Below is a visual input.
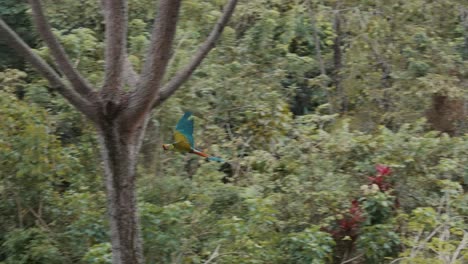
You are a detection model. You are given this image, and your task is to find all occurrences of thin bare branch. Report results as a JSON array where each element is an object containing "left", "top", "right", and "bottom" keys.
[
  {"left": 0, "top": 18, "right": 97, "bottom": 122},
  {"left": 124, "top": 0, "right": 182, "bottom": 122},
  {"left": 28, "top": 207, "right": 51, "bottom": 232},
  {"left": 155, "top": 0, "right": 239, "bottom": 106},
  {"left": 28, "top": 0, "right": 94, "bottom": 99},
  {"left": 450, "top": 230, "right": 467, "bottom": 264},
  {"left": 389, "top": 257, "right": 408, "bottom": 264},
  {"left": 102, "top": 0, "right": 128, "bottom": 98},
  {"left": 409, "top": 229, "right": 424, "bottom": 258},
  {"left": 307, "top": 0, "right": 325, "bottom": 76},
  {"left": 411, "top": 224, "right": 445, "bottom": 258},
  {"left": 203, "top": 245, "right": 221, "bottom": 264},
  {"left": 341, "top": 253, "right": 364, "bottom": 264}
]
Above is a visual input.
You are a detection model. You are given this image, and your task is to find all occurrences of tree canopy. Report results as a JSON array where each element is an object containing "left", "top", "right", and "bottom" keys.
[{"left": 0, "top": 0, "right": 467, "bottom": 263}]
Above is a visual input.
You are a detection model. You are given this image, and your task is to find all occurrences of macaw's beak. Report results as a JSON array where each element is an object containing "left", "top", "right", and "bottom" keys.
[{"left": 162, "top": 144, "right": 172, "bottom": 151}]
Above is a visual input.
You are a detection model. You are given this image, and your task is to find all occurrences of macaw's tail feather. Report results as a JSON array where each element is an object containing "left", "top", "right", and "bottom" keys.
[
  {"left": 192, "top": 149, "right": 208, "bottom": 157},
  {"left": 207, "top": 156, "right": 224, "bottom": 163}
]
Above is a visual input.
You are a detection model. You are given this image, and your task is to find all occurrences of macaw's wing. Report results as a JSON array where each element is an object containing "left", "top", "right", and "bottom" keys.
[{"left": 175, "top": 111, "right": 194, "bottom": 148}]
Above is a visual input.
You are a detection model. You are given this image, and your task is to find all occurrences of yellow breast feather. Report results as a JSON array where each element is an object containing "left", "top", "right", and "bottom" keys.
[{"left": 173, "top": 131, "right": 192, "bottom": 152}]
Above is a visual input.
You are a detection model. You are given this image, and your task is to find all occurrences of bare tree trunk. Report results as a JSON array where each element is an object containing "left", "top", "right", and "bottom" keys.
[
  {"left": 333, "top": 3, "right": 346, "bottom": 113},
  {"left": 307, "top": 0, "right": 333, "bottom": 114},
  {"left": 98, "top": 121, "right": 144, "bottom": 264},
  {"left": 461, "top": 8, "right": 468, "bottom": 60}
]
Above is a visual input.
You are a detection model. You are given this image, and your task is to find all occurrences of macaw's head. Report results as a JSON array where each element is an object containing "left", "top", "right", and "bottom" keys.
[{"left": 162, "top": 144, "right": 175, "bottom": 151}]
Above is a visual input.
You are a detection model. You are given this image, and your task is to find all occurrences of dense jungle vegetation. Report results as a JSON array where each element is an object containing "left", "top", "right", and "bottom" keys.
[{"left": 0, "top": 0, "right": 467, "bottom": 263}]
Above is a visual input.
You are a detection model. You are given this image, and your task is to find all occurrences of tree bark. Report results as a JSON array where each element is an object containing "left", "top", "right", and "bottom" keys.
[
  {"left": 333, "top": 2, "right": 346, "bottom": 113},
  {"left": 307, "top": 0, "right": 333, "bottom": 114},
  {"left": 156, "top": 0, "right": 239, "bottom": 106},
  {"left": 97, "top": 116, "right": 147, "bottom": 264},
  {"left": 102, "top": 0, "right": 128, "bottom": 98},
  {"left": 127, "top": 0, "right": 182, "bottom": 123}
]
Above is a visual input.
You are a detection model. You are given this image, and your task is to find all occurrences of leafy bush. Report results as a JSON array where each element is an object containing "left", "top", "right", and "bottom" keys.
[
  {"left": 280, "top": 226, "right": 335, "bottom": 264},
  {"left": 1, "top": 228, "right": 65, "bottom": 264}
]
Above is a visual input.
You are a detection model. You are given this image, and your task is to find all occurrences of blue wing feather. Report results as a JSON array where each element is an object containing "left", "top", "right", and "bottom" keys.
[{"left": 175, "top": 111, "right": 194, "bottom": 147}]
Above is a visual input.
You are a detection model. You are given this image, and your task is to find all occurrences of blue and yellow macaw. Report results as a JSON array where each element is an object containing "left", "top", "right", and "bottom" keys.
[{"left": 162, "top": 112, "right": 224, "bottom": 162}]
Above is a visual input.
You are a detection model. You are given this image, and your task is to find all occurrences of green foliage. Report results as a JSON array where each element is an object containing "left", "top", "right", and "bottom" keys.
[
  {"left": 140, "top": 201, "right": 195, "bottom": 263},
  {"left": 359, "top": 192, "right": 395, "bottom": 225},
  {"left": 0, "top": 73, "right": 103, "bottom": 262},
  {"left": 397, "top": 181, "right": 467, "bottom": 264},
  {"left": 0, "top": 0, "right": 35, "bottom": 69},
  {"left": 82, "top": 243, "right": 112, "bottom": 264},
  {"left": 357, "top": 224, "right": 400, "bottom": 263},
  {"left": 34, "top": 27, "right": 104, "bottom": 85},
  {"left": 280, "top": 227, "right": 335, "bottom": 264},
  {"left": 0, "top": 88, "right": 72, "bottom": 198},
  {"left": 2, "top": 228, "right": 65, "bottom": 264},
  {"left": 1, "top": 0, "right": 468, "bottom": 263}
]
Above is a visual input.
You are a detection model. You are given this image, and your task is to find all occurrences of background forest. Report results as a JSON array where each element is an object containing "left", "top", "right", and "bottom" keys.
[{"left": 0, "top": 0, "right": 467, "bottom": 263}]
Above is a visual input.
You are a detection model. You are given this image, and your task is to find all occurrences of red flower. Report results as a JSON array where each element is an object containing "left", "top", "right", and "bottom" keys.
[
  {"left": 368, "top": 165, "right": 392, "bottom": 191},
  {"left": 329, "top": 199, "right": 365, "bottom": 239},
  {"left": 323, "top": 199, "right": 367, "bottom": 241},
  {"left": 368, "top": 176, "right": 383, "bottom": 185},
  {"left": 376, "top": 164, "right": 391, "bottom": 176}
]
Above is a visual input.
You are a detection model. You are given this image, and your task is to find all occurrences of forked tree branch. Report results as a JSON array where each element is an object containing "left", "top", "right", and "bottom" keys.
[
  {"left": 0, "top": 18, "right": 97, "bottom": 121},
  {"left": 101, "top": 0, "right": 128, "bottom": 98},
  {"left": 155, "top": 0, "right": 239, "bottom": 106},
  {"left": 28, "top": 0, "right": 94, "bottom": 100},
  {"left": 125, "top": 0, "right": 182, "bottom": 122}
]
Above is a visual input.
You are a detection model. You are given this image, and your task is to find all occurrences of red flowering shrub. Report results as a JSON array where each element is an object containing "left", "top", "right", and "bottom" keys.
[
  {"left": 327, "top": 165, "right": 394, "bottom": 240},
  {"left": 331, "top": 199, "right": 365, "bottom": 240}
]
